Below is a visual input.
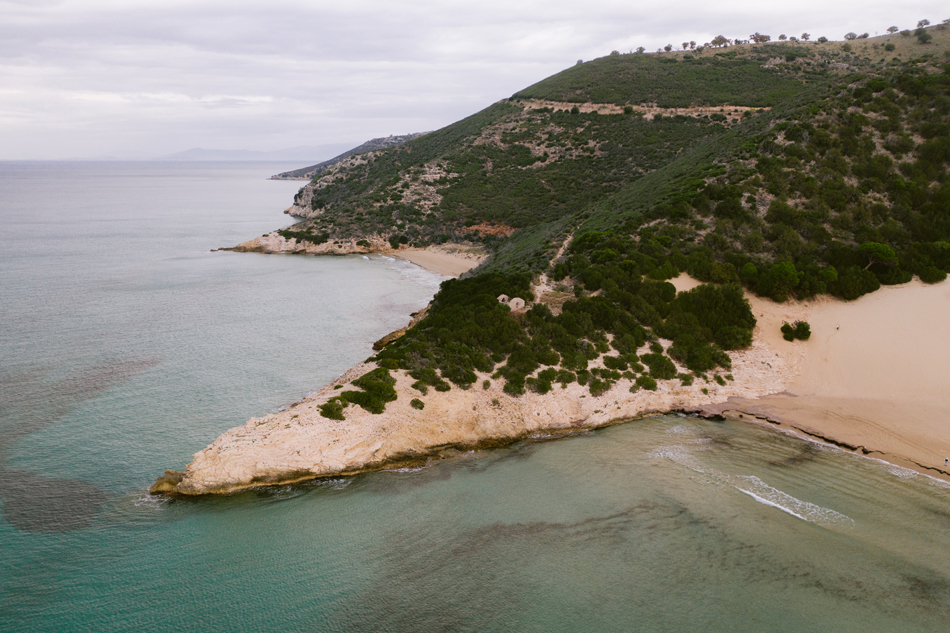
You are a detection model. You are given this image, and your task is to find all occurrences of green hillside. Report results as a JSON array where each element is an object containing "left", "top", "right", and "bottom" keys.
[
  {"left": 512, "top": 47, "right": 811, "bottom": 107},
  {"left": 262, "top": 27, "right": 950, "bottom": 420}
]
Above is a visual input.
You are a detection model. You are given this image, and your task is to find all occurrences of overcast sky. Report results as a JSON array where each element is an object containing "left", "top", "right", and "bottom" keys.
[{"left": 0, "top": 0, "right": 945, "bottom": 159}]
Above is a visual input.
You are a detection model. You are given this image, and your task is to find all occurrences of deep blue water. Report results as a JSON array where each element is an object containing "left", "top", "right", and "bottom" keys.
[{"left": 1, "top": 162, "right": 949, "bottom": 632}]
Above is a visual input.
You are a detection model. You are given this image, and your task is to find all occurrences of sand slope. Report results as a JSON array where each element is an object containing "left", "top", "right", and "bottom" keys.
[{"left": 708, "top": 278, "right": 950, "bottom": 478}]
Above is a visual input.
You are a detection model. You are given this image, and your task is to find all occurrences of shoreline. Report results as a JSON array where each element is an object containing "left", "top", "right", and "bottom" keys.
[
  {"left": 691, "top": 276, "right": 950, "bottom": 482},
  {"left": 220, "top": 231, "right": 486, "bottom": 278},
  {"left": 155, "top": 262, "right": 950, "bottom": 494}
]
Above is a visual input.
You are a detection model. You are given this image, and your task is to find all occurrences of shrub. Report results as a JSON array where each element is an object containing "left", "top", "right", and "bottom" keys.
[
  {"left": 320, "top": 398, "right": 346, "bottom": 420},
  {"left": 678, "top": 373, "right": 694, "bottom": 386},
  {"left": 781, "top": 322, "right": 796, "bottom": 341},
  {"left": 782, "top": 320, "right": 811, "bottom": 341},
  {"left": 714, "top": 374, "right": 726, "bottom": 386},
  {"left": 340, "top": 367, "right": 398, "bottom": 414},
  {"left": 794, "top": 320, "right": 811, "bottom": 340},
  {"left": 410, "top": 398, "right": 425, "bottom": 410},
  {"left": 633, "top": 375, "right": 657, "bottom": 391},
  {"left": 641, "top": 352, "right": 677, "bottom": 379},
  {"left": 919, "top": 266, "right": 948, "bottom": 284},
  {"left": 411, "top": 381, "right": 428, "bottom": 395}
]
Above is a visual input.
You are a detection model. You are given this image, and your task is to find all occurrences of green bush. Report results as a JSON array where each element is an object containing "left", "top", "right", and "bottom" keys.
[
  {"left": 781, "top": 322, "right": 796, "bottom": 341},
  {"left": 794, "top": 320, "right": 811, "bottom": 340},
  {"left": 641, "top": 353, "right": 677, "bottom": 379},
  {"left": 633, "top": 375, "right": 657, "bottom": 391},
  {"left": 319, "top": 398, "right": 346, "bottom": 420},
  {"left": 781, "top": 320, "right": 811, "bottom": 341},
  {"left": 340, "top": 367, "right": 398, "bottom": 414},
  {"left": 410, "top": 398, "right": 425, "bottom": 410}
]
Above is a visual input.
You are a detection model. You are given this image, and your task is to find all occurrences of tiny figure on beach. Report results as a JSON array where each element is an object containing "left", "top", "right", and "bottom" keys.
[
  {"left": 836, "top": 324, "right": 839, "bottom": 330},
  {"left": 945, "top": 457, "right": 948, "bottom": 467}
]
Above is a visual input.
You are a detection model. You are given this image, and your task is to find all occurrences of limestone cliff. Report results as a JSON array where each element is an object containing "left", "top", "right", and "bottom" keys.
[{"left": 151, "top": 297, "right": 794, "bottom": 495}]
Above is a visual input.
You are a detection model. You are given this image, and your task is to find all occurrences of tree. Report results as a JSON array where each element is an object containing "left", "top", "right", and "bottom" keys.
[
  {"left": 844, "top": 32, "right": 857, "bottom": 40},
  {"left": 917, "top": 19, "right": 930, "bottom": 28},
  {"left": 750, "top": 32, "right": 771, "bottom": 44},
  {"left": 682, "top": 42, "right": 689, "bottom": 50},
  {"left": 817, "top": 36, "right": 828, "bottom": 43},
  {"left": 689, "top": 41, "right": 696, "bottom": 49},
  {"left": 887, "top": 26, "right": 899, "bottom": 33},
  {"left": 711, "top": 35, "right": 730, "bottom": 47},
  {"left": 664, "top": 43, "right": 673, "bottom": 52},
  {"left": 858, "top": 33, "right": 869, "bottom": 38},
  {"left": 636, "top": 46, "right": 645, "bottom": 54},
  {"left": 778, "top": 34, "right": 787, "bottom": 40},
  {"left": 916, "top": 29, "right": 933, "bottom": 44},
  {"left": 857, "top": 242, "right": 898, "bottom": 269},
  {"left": 758, "top": 261, "right": 799, "bottom": 302},
  {"left": 801, "top": 32, "right": 811, "bottom": 40}
]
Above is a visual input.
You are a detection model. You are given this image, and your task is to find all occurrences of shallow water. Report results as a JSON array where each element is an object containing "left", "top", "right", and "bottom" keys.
[{"left": 2, "top": 162, "right": 949, "bottom": 632}]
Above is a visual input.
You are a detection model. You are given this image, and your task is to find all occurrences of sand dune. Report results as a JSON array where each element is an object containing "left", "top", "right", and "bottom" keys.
[{"left": 701, "top": 277, "right": 950, "bottom": 479}]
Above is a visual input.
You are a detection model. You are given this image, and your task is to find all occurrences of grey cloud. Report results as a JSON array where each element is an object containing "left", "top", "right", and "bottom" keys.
[{"left": 0, "top": 0, "right": 944, "bottom": 159}]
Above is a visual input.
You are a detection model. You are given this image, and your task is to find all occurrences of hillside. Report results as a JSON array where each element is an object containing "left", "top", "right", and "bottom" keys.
[
  {"left": 269, "top": 133, "right": 428, "bottom": 180},
  {"left": 155, "top": 25, "right": 950, "bottom": 493},
  {"left": 237, "top": 25, "right": 950, "bottom": 410}
]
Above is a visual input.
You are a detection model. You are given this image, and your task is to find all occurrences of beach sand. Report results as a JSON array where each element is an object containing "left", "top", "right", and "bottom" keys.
[
  {"left": 394, "top": 247, "right": 485, "bottom": 277},
  {"left": 691, "top": 276, "right": 950, "bottom": 479}
]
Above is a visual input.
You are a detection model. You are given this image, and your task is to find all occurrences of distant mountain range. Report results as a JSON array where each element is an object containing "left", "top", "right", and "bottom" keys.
[
  {"left": 158, "top": 144, "right": 356, "bottom": 162},
  {"left": 268, "top": 133, "right": 429, "bottom": 180}
]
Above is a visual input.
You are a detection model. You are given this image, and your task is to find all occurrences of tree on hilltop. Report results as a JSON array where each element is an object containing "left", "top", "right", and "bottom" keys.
[
  {"left": 750, "top": 32, "right": 771, "bottom": 44},
  {"left": 844, "top": 32, "right": 857, "bottom": 40},
  {"left": 887, "top": 26, "right": 899, "bottom": 33},
  {"left": 801, "top": 33, "right": 810, "bottom": 40},
  {"left": 689, "top": 41, "right": 696, "bottom": 49},
  {"left": 711, "top": 35, "right": 730, "bottom": 47},
  {"left": 778, "top": 34, "right": 787, "bottom": 40},
  {"left": 917, "top": 19, "right": 930, "bottom": 28}
]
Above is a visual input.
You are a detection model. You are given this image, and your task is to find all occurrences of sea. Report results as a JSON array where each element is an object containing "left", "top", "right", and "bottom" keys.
[{"left": 1, "top": 161, "right": 949, "bottom": 632}]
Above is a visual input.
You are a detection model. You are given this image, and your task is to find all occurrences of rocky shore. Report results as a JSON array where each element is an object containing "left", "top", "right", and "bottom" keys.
[
  {"left": 152, "top": 270, "right": 950, "bottom": 495},
  {"left": 150, "top": 277, "right": 796, "bottom": 495}
]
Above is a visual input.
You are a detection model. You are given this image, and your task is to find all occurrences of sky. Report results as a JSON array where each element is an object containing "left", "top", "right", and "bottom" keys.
[{"left": 0, "top": 0, "right": 945, "bottom": 160}]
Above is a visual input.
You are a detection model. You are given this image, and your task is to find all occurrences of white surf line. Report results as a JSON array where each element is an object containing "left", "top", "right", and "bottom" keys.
[{"left": 651, "top": 444, "right": 853, "bottom": 527}]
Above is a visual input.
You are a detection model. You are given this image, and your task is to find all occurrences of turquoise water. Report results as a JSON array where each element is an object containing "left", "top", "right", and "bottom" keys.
[{"left": 2, "top": 163, "right": 950, "bottom": 632}]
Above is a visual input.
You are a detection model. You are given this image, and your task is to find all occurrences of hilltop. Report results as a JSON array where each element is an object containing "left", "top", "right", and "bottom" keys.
[
  {"left": 269, "top": 133, "right": 429, "bottom": 180},
  {"left": 155, "top": 24, "right": 950, "bottom": 494}
]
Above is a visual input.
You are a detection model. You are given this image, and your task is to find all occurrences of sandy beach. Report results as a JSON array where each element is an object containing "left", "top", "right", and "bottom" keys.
[
  {"left": 692, "top": 276, "right": 950, "bottom": 480},
  {"left": 393, "top": 247, "right": 486, "bottom": 277}
]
